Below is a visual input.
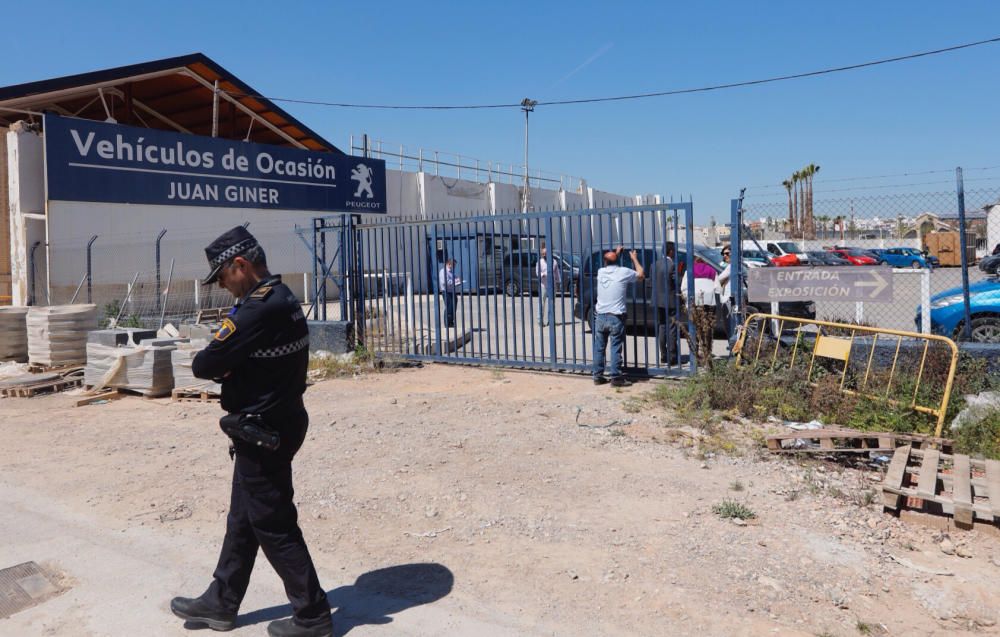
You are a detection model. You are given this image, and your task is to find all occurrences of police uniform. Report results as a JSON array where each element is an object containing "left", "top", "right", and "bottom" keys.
[{"left": 171, "top": 227, "right": 331, "bottom": 637}]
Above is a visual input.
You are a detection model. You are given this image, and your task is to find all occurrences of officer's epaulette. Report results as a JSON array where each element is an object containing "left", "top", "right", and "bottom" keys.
[{"left": 249, "top": 285, "right": 274, "bottom": 300}]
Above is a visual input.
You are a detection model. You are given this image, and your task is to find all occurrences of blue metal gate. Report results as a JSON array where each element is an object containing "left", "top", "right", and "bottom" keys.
[{"left": 310, "top": 204, "right": 698, "bottom": 377}]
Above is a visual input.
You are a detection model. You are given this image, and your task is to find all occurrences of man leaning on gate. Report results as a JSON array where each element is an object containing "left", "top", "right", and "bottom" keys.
[{"left": 592, "top": 246, "right": 645, "bottom": 387}]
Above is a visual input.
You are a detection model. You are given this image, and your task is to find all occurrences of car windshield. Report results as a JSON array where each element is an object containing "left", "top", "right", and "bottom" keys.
[
  {"left": 846, "top": 249, "right": 870, "bottom": 257},
  {"left": 776, "top": 242, "right": 802, "bottom": 253},
  {"left": 744, "top": 250, "right": 767, "bottom": 258}
]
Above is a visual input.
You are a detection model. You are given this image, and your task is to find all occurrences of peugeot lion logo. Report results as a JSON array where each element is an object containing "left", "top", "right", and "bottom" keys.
[{"left": 351, "top": 163, "right": 375, "bottom": 199}]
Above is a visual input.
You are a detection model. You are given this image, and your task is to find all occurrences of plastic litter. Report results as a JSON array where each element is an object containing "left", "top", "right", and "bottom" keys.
[{"left": 950, "top": 391, "right": 1000, "bottom": 432}]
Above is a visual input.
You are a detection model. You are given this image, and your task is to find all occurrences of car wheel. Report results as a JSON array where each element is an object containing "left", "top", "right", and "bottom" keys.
[
  {"left": 504, "top": 279, "right": 521, "bottom": 297},
  {"left": 911, "top": 260, "right": 922, "bottom": 269},
  {"left": 878, "top": 260, "right": 888, "bottom": 266},
  {"left": 969, "top": 317, "right": 1000, "bottom": 343}
]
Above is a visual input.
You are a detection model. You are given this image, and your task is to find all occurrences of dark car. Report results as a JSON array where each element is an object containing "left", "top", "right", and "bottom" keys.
[
  {"left": 572, "top": 245, "right": 816, "bottom": 334},
  {"left": 496, "top": 250, "right": 575, "bottom": 296},
  {"left": 979, "top": 253, "right": 1000, "bottom": 276},
  {"left": 807, "top": 251, "right": 851, "bottom": 266}
]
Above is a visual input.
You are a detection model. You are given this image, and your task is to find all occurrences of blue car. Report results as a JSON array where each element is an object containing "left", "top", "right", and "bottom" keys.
[
  {"left": 872, "top": 247, "right": 932, "bottom": 269},
  {"left": 916, "top": 278, "right": 1000, "bottom": 342}
]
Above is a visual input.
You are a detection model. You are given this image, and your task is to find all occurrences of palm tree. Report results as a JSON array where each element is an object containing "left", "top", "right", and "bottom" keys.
[
  {"left": 782, "top": 179, "right": 794, "bottom": 238},
  {"left": 803, "top": 163, "right": 821, "bottom": 240},
  {"left": 816, "top": 214, "right": 830, "bottom": 239},
  {"left": 794, "top": 170, "right": 805, "bottom": 238}
]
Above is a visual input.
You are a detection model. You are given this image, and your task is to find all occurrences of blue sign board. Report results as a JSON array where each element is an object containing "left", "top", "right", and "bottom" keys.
[{"left": 44, "top": 114, "right": 386, "bottom": 213}]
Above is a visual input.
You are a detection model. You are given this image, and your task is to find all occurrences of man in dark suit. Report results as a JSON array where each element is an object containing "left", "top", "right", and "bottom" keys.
[{"left": 653, "top": 241, "right": 679, "bottom": 366}]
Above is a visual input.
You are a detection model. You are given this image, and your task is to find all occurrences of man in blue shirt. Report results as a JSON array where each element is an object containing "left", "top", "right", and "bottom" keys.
[
  {"left": 593, "top": 246, "right": 645, "bottom": 387},
  {"left": 438, "top": 258, "right": 462, "bottom": 328}
]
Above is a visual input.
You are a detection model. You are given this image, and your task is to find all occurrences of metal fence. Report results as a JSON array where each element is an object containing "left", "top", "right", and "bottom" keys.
[
  {"left": 731, "top": 170, "right": 1000, "bottom": 343},
  {"left": 311, "top": 204, "right": 699, "bottom": 376}
]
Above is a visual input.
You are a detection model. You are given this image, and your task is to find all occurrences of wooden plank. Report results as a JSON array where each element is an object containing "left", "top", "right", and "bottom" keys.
[
  {"left": 916, "top": 449, "right": 940, "bottom": 500},
  {"left": 75, "top": 390, "right": 129, "bottom": 407},
  {"left": 883, "top": 446, "right": 911, "bottom": 510},
  {"left": 952, "top": 454, "right": 974, "bottom": 528},
  {"left": 986, "top": 460, "right": 1000, "bottom": 521}
]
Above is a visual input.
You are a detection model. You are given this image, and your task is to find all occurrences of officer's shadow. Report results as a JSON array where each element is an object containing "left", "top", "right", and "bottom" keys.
[{"left": 234, "top": 563, "right": 454, "bottom": 634}]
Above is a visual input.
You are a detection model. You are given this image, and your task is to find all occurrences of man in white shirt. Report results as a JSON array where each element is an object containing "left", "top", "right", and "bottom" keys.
[
  {"left": 438, "top": 258, "right": 462, "bottom": 328},
  {"left": 592, "top": 246, "right": 644, "bottom": 387},
  {"left": 535, "top": 244, "right": 561, "bottom": 327}
]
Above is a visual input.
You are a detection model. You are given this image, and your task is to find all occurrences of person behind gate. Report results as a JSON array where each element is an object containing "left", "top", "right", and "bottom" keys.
[
  {"left": 438, "top": 258, "right": 462, "bottom": 328},
  {"left": 170, "top": 226, "right": 333, "bottom": 637},
  {"left": 592, "top": 246, "right": 645, "bottom": 387},
  {"left": 652, "top": 241, "right": 678, "bottom": 366},
  {"left": 536, "top": 242, "right": 561, "bottom": 327}
]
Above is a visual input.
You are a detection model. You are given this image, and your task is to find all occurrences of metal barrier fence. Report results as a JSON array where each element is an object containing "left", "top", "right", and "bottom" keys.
[
  {"left": 312, "top": 204, "right": 699, "bottom": 376},
  {"left": 732, "top": 172, "right": 1000, "bottom": 343},
  {"left": 734, "top": 313, "right": 959, "bottom": 437}
]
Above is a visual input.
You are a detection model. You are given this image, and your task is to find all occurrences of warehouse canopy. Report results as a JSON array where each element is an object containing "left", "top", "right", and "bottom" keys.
[{"left": 0, "top": 53, "right": 341, "bottom": 153}]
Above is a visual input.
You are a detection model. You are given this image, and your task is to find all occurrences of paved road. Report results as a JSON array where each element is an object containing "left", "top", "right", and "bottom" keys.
[{"left": 0, "top": 477, "right": 517, "bottom": 636}]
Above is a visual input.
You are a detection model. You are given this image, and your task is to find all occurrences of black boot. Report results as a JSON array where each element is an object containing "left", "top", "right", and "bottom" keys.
[
  {"left": 267, "top": 617, "right": 334, "bottom": 637},
  {"left": 170, "top": 596, "right": 237, "bottom": 631}
]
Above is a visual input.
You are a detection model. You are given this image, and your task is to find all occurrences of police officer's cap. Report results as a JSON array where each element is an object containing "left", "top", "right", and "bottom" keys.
[{"left": 202, "top": 226, "right": 259, "bottom": 285}]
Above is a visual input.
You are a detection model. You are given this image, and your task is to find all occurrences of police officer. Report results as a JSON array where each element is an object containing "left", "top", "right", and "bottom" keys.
[{"left": 170, "top": 227, "right": 332, "bottom": 637}]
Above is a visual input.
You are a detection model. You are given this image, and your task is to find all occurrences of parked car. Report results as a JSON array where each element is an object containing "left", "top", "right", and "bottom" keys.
[
  {"left": 741, "top": 249, "right": 772, "bottom": 267},
  {"left": 743, "top": 240, "right": 809, "bottom": 265},
  {"left": 915, "top": 278, "right": 1000, "bottom": 342},
  {"left": 870, "top": 247, "right": 932, "bottom": 269},
  {"left": 497, "top": 250, "right": 576, "bottom": 296},
  {"left": 827, "top": 248, "right": 877, "bottom": 266},
  {"left": 806, "top": 251, "right": 851, "bottom": 266},
  {"left": 978, "top": 253, "right": 1000, "bottom": 276},
  {"left": 572, "top": 245, "right": 816, "bottom": 335}
]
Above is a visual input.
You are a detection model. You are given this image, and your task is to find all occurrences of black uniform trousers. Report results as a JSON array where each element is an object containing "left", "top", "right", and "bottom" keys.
[{"left": 203, "top": 407, "right": 331, "bottom": 626}]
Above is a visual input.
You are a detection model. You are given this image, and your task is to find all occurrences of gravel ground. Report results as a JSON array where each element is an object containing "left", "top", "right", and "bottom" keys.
[{"left": 1, "top": 363, "right": 999, "bottom": 636}]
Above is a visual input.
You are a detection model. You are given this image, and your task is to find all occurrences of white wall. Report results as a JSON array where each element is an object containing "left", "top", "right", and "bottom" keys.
[
  {"left": 419, "top": 173, "right": 491, "bottom": 215},
  {"left": 7, "top": 126, "right": 45, "bottom": 305},
  {"left": 6, "top": 122, "right": 657, "bottom": 306},
  {"left": 987, "top": 204, "right": 999, "bottom": 254}
]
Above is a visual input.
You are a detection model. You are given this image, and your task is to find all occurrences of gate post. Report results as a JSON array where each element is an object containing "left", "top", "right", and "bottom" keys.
[
  {"left": 729, "top": 196, "right": 743, "bottom": 348},
  {"left": 431, "top": 223, "right": 442, "bottom": 356},
  {"left": 544, "top": 215, "right": 557, "bottom": 367},
  {"left": 955, "top": 167, "right": 973, "bottom": 340},
  {"left": 682, "top": 203, "right": 696, "bottom": 373}
]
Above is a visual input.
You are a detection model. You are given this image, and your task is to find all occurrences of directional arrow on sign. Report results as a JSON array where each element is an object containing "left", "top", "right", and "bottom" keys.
[{"left": 856, "top": 271, "right": 889, "bottom": 298}]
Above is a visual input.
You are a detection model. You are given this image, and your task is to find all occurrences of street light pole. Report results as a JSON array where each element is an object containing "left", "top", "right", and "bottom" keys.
[{"left": 520, "top": 98, "right": 537, "bottom": 213}]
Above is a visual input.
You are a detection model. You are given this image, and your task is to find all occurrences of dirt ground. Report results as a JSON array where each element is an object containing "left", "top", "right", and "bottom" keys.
[{"left": 2, "top": 363, "right": 1000, "bottom": 636}]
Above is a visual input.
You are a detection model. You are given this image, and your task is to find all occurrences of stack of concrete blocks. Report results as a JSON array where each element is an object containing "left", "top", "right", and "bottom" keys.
[
  {"left": 171, "top": 325, "right": 221, "bottom": 395},
  {"left": 0, "top": 307, "right": 29, "bottom": 362},
  {"left": 84, "top": 330, "right": 187, "bottom": 397},
  {"left": 26, "top": 305, "right": 99, "bottom": 367}
]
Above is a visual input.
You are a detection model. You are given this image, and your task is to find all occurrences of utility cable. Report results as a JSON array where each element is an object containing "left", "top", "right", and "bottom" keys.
[{"left": 220, "top": 36, "right": 1000, "bottom": 110}]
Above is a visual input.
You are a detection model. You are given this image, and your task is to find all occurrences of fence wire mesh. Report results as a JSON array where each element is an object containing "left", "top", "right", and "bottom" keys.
[{"left": 739, "top": 182, "right": 1000, "bottom": 341}]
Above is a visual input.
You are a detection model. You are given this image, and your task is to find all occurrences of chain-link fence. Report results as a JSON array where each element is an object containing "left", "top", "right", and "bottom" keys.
[
  {"left": 32, "top": 220, "right": 318, "bottom": 329},
  {"left": 737, "top": 174, "right": 1000, "bottom": 342}
]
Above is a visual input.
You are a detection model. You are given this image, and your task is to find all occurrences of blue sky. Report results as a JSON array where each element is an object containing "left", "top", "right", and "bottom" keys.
[{"left": 2, "top": 1, "right": 999, "bottom": 222}]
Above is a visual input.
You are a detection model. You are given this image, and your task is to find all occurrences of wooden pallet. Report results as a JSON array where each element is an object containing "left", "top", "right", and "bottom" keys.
[
  {"left": 766, "top": 428, "right": 952, "bottom": 455},
  {"left": 26, "top": 362, "right": 84, "bottom": 374},
  {"left": 883, "top": 446, "right": 1000, "bottom": 529},
  {"left": 0, "top": 376, "right": 82, "bottom": 398},
  {"left": 171, "top": 386, "right": 221, "bottom": 403},
  {"left": 75, "top": 387, "right": 167, "bottom": 406}
]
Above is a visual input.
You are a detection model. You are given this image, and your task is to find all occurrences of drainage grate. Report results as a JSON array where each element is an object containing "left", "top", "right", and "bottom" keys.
[{"left": 0, "top": 561, "right": 63, "bottom": 619}]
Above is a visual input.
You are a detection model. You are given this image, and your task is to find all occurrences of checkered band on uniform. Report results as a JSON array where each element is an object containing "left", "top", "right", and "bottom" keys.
[
  {"left": 249, "top": 335, "right": 310, "bottom": 359},
  {"left": 210, "top": 238, "right": 258, "bottom": 268}
]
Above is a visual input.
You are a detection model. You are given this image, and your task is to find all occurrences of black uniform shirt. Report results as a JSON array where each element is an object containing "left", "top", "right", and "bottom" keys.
[{"left": 193, "top": 275, "right": 309, "bottom": 416}]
